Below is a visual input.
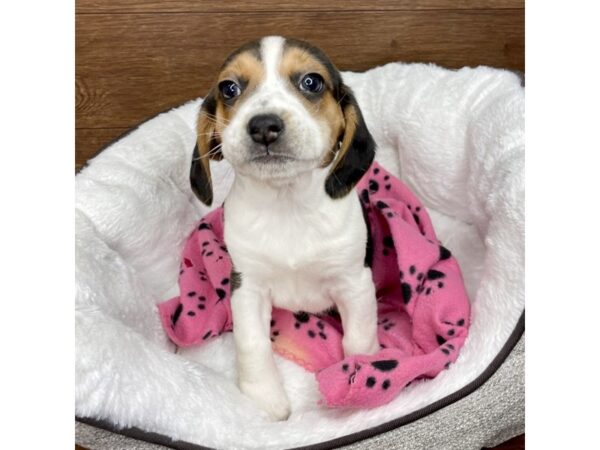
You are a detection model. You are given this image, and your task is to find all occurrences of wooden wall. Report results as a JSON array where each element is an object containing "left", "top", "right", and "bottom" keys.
[{"left": 75, "top": 0, "right": 524, "bottom": 169}]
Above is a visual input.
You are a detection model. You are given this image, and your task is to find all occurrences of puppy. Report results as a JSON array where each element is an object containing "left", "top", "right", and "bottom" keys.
[{"left": 190, "top": 36, "right": 379, "bottom": 420}]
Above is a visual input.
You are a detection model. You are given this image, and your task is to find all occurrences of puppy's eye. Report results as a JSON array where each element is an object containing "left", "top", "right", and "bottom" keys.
[
  {"left": 299, "top": 73, "right": 324, "bottom": 94},
  {"left": 219, "top": 80, "right": 241, "bottom": 100}
]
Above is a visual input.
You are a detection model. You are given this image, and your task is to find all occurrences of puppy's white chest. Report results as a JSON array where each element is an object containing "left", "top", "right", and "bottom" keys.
[{"left": 224, "top": 191, "right": 367, "bottom": 313}]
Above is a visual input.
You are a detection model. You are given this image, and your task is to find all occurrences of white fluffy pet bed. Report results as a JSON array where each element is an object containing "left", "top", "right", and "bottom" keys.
[{"left": 75, "top": 62, "right": 524, "bottom": 450}]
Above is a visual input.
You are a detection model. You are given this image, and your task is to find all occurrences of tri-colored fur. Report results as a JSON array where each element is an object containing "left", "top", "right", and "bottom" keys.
[
  {"left": 185, "top": 36, "right": 382, "bottom": 420},
  {"left": 159, "top": 162, "right": 471, "bottom": 409}
]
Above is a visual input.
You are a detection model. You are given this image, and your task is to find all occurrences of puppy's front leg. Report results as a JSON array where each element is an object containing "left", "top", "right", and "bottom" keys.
[
  {"left": 231, "top": 285, "right": 291, "bottom": 421},
  {"left": 335, "top": 268, "right": 380, "bottom": 356}
]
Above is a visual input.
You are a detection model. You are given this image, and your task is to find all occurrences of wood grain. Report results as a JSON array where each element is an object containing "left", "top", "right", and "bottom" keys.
[
  {"left": 77, "top": 0, "right": 524, "bottom": 13},
  {"left": 75, "top": 0, "right": 524, "bottom": 168},
  {"left": 76, "top": 127, "right": 129, "bottom": 170},
  {"left": 76, "top": 10, "right": 524, "bottom": 131}
]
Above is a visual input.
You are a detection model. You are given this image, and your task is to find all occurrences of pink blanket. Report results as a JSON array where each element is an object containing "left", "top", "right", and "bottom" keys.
[{"left": 158, "top": 162, "right": 470, "bottom": 409}]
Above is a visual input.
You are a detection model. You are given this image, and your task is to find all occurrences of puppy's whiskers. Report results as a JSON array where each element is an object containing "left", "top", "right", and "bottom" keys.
[{"left": 193, "top": 143, "right": 223, "bottom": 161}]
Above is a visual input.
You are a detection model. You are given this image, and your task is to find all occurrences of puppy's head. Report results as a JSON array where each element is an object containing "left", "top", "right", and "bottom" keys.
[{"left": 190, "top": 36, "right": 375, "bottom": 205}]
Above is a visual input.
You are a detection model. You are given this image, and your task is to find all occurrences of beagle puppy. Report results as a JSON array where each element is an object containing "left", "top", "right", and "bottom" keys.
[{"left": 190, "top": 36, "right": 379, "bottom": 420}]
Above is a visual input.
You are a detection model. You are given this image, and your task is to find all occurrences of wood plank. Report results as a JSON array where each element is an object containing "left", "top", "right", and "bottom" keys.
[
  {"left": 76, "top": 10, "right": 524, "bottom": 129},
  {"left": 76, "top": 0, "right": 524, "bottom": 14},
  {"left": 76, "top": 127, "right": 129, "bottom": 170}
]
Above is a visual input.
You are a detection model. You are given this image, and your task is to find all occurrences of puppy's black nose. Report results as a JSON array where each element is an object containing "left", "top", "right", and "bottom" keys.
[{"left": 247, "top": 114, "right": 284, "bottom": 146}]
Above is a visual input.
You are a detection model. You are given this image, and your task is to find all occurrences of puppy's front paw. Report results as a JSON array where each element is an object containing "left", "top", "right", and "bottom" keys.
[{"left": 239, "top": 379, "right": 291, "bottom": 421}]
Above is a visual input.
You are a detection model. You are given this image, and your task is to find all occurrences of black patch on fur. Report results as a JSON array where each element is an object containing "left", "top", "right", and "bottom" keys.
[
  {"left": 202, "top": 330, "right": 212, "bottom": 340},
  {"left": 448, "top": 329, "right": 455, "bottom": 336},
  {"left": 230, "top": 270, "right": 242, "bottom": 293},
  {"left": 457, "top": 318, "right": 465, "bottom": 326},
  {"left": 366, "top": 377, "right": 376, "bottom": 388},
  {"left": 323, "top": 88, "right": 376, "bottom": 198},
  {"left": 376, "top": 200, "right": 389, "bottom": 209},
  {"left": 221, "top": 278, "right": 230, "bottom": 285},
  {"left": 342, "top": 363, "right": 349, "bottom": 372},
  {"left": 371, "top": 360, "right": 398, "bottom": 371},
  {"left": 216, "top": 288, "right": 226, "bottom": 301},
  {"left": 382, "top": 379, "right": 391, "bottom": 390},
  {"left": 187, "top": 311, "right": 195, "bottom": 317},
  {"left": 441, "top": 348, "right": 450, "bottom": 355},
  {"left": 287, "top": 38, "right": 376, "bottom": 200},
  {"left": 436, "top": 334, "right": 447, "bottom": 345},
  {"left": 308, "top": 330, "right": 316, "bottom": 338},
  {"left": 427, "top": 269, "right": 446, "bottom": 280},
  {"left": 198, "top": 223, "right": 210, "bottom": 230}
]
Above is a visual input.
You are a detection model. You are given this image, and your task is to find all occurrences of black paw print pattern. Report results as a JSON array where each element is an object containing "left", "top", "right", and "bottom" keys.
[
  {"left": 270, "top": 319, "right": 279, "bottom": 342},
  {"left": 341, "top": 358, "right": 399, "bottom": 391},
  {"left": 199, "top": 235, "right": 229, "bottom": 263},
  {"left": 378, "top": 317, "right": 396, "bottom": 332},
  {"left": 292, "top": 311, "right": 329, "bottom": 341},
  {"left": 397, "top": 243, "right": 452, "bottom": 306},
  {"left": 437, "top": 317, "right": 467, "bottom": 365}
]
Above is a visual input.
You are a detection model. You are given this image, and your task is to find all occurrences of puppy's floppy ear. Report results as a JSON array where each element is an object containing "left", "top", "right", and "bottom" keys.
[
  {"left": 325, "top": 84, "right": 376, "bottom": 199},
  {"left": 190, "top": 89, "right": 223, "bottom": 206}
]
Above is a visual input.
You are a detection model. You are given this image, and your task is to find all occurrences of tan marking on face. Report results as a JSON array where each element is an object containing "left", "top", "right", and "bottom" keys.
[
  {"left": 280, "top": 47, "right": 333, "bottom": 87},
  {"left": 329, "top": 102, "right": 358, "bottom": 171},
  {"left": 280, "top": 46, "right": 344, "bottom": 166},
  {"left": 215, "top": 51, "right": 265, "bottom": 130}
]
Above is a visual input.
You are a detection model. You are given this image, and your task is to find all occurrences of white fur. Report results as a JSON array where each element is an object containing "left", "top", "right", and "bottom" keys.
[
  {"left": 75, "top": 61, "right": 524, "bottom": 449},
  {"left": 223, "top": 37, "right": 378, "bottom": 420},
  {"left": 221, "top": 36, "right": 327, "bottom": 181}
]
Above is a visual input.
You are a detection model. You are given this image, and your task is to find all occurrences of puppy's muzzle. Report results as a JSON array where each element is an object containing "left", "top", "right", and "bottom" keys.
[{"left": 248, "top": 114, "right": 285, "bottom": 146}]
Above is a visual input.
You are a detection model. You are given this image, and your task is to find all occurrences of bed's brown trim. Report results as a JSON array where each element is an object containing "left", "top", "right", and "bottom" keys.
[{"left": 76, "top": 310, "right": 524, "bottom": 450}]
